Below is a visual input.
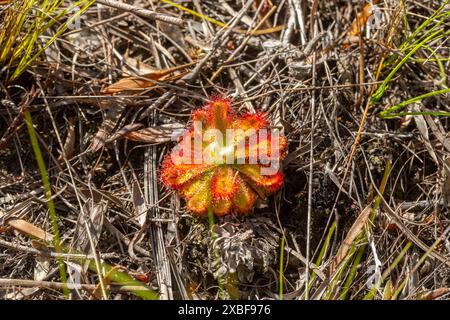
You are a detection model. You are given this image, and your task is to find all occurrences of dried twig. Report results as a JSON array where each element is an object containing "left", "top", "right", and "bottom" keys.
[{"left": 96, "top": 0, "right": 184, "bottom": 26}]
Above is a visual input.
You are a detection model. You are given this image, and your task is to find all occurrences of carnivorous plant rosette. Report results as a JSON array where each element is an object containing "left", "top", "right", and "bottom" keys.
[{"left": 161, "top": 98, "right": 287, "bottom": 216}]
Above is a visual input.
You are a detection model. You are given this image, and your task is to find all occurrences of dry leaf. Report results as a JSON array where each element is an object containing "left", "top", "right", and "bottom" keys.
[
  {"left": 247, "top": 25, "right": 284, "bottom": 36},
  {"left": 424, "top": 114, "right": 450, "bottom": 153},
  {"left": 105, "top": 123, "right": 143, "bottom": 144},
  {"left": 7, "top": 219, "right": 53, "bottom": 241},
  {"left": 66, "top": 260, "right": 84, "bottom": 298},
  {"left": 121, "top": 56, "right": 155, "bottom": 75},
  {"left": 125, "top": 123, "right": 185, "bottom": 144},
  {"left": 101, "top": 61, "right": 196, "bottom": 95}
]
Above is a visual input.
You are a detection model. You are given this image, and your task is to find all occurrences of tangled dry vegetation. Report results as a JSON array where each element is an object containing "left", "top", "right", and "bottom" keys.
[{"left": 1, "top": 0, "right": 450, "bottom": 300}]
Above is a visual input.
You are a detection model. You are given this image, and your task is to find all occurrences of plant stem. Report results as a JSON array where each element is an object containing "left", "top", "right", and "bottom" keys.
[{"left": 207, "top": 206, "right": 225, "bottom": 299}]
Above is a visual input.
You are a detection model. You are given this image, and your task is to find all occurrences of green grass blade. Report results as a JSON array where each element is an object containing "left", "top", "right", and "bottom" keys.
[
  {"left": 11, "top": 0, "right": 96, "bottom": 80},
  {"left": 372, "top": 28, "right": 444, "bottom": 102},
  {"left": 339, "top": 243, "right": 365, "bottom": 300},
  {"left": 379, "top": 88, "right": 450, "bottom": 119},
  {"left": 24, "top": 108, "right": 69, "bottom": 298},
  {"left": 304, "top": 221, "right": 336, "bottom": 299}
]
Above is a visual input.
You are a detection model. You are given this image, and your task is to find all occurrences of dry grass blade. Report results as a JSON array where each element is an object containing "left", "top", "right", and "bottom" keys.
[
  {"left": 145, "top": 144, "right": 173, "bottom": 299},
  {"left": 412, "top": 105, "right": 438, "bottom": 165},
  {"left": 330, "top": 206, "right": 372, "bottom": 272},
  {"left": 132, "top": 180, "right": 146, "bottom": 227}
]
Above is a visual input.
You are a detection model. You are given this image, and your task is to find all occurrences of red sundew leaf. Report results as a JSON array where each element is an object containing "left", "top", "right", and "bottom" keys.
[
  {"left": 254, "top": 0, "right": 274, "bottom": 18},
  {"left": 211, "top": 166, "right": 238, "bottom": 201},
  {"left": 256, "top": 132, "right": 288, "bottom": 161},
  {"left": 0, "top": 226, "right": 9, "bottom": 233},
  {"left": 234, "top": 131, "right": 288, "bottom": 165},
  {"left": 235, "top": 164, "right": 284, "bottom": 194},
  {"left": 161, "top": 156, "right": 215, "bottom": 189},
  {"left": 278, "top": 135, "right": 289, "bottom": 158},
  {"left": 181, "top": 171, "right": 213, "bottom": 199},
  {"left": 206, "top": 97, "right": 232, "bottom": 133},
  {"left": 232, "top": 176, "right": 257, "bottom": 213},
  {"left": 213, "top": 198, "right": 233, "bottom": 216},
  {"left": 169, "top": 129, "right": 204, "bottom": 165},
  {"left": 232, "top": 112, "right": 268, "bottom": 131},
  {"left": 192, "top": 109, "right": 209, "bottom": 126},
  {"left": 186, "top": 174, "right": 213, "bottom": 215}
]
